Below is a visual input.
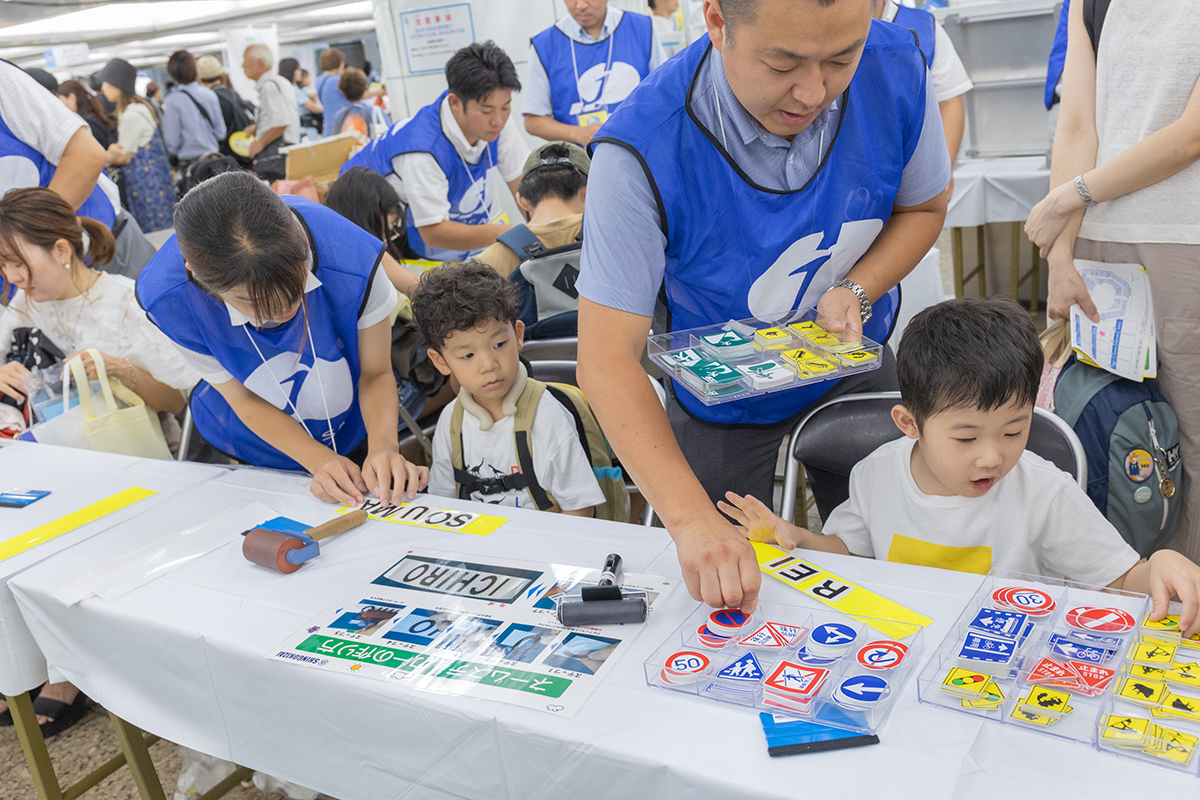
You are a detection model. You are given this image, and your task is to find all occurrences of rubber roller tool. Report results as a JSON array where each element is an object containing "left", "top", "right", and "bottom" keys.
[
  {"left": 555, "top": 553, "right": 648, "bottom": 626},
  {"left": 242, "top": 510, "right": 368, "bottom": 574}
]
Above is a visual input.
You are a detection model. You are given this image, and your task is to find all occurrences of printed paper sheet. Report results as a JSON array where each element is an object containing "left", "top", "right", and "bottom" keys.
[
  {"left": 269, "top": 549, "right": 675, "bottom": 716},
  {"left": 1070, "top": 260, "right": 1154, "bottom": 382}
]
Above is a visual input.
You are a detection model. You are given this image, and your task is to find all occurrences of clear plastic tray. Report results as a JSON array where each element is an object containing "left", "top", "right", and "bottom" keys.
[
  {"left": 644, "top": 600, "right": 923, "bottom": 735},
  {"left": 647, "top": 311, "right": 884, "bottom": 406},
  {"left": 917, "top": 569, "right": 1200, "bottom": 774}
]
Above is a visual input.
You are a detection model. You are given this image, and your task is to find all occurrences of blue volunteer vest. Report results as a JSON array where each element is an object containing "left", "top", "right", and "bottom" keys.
[
  {"left": 0, "top": 109, "right": 116, "bottom": 228},
  {"left": 594, "top": 24, "right": 928, "bottom": 425},
  {"left": 342, "top": 91, "right": 499, "bottom": 261},
  {"left": 893, "top": 4, "right": 937, "bottom": 66},
  {"left": 1045, "top": 0, "right": 1070, "bottom": 108},
  {"left": 136, "top": 197, "right": 384, "bottom": 470},
  {"left": 531, "top": 12, "right": 654, "bottom": 125}
]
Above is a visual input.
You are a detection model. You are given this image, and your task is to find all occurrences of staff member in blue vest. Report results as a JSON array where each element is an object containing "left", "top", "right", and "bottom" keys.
[
  {"left": 523, "top": 0, "right": 667, "bottom": 146},
  {"left": 577, "top": 0, "right": 950, "bottom": 611},
  {"left": 341, "top": 41, "right": 529, "bottom": 262},
  {"left": 874, "top": 0, "right": 972, "bottom": 176},
  {"left": 137, "top": 172, "right": 428, "bottom": 507}
]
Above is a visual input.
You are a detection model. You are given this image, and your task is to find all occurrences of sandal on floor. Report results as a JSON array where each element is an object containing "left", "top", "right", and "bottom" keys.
[
  {"left": 34, "top": 691, "right": 89, "bottom": 738},
  {"left": 0, "top": 683, "right": 41, "bottom": 726}
]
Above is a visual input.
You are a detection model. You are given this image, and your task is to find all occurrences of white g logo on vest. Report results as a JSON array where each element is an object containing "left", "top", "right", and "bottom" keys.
[
  {"left": 747, "top": 218, "right": 884, "bottom": 322},
  {"left": 244, "top": 352, "right": 354, "bottom": 440},
  {"left": 570, "top": 62, "right": 643, "bottom": 116},
  {"left": 455, "top": 174, "right": 495, "bottom": 224},
  {"left": 0, "top": 155, "right": 40, "bottom": 197}
]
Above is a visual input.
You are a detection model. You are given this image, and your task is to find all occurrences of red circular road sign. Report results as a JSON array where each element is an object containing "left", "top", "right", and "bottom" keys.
[
  {"left": 855, "top": 640, "right": 908, "bottom": 670},
  {"left": 664, "top": 650, "right": 712, "bottom": 675},
  {"left": 1065, "top": 606, "right": 1135, "bottom": 633}
]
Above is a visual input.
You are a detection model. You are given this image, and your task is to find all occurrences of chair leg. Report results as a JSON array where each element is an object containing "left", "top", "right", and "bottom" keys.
[{"left": 793, "top": 465, "right": 809, "bottom": 527}]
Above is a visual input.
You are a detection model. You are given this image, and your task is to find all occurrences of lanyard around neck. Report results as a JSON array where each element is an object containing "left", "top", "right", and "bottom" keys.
[{"left": 570, "top": 21, "right": 616, "bottom": 107}]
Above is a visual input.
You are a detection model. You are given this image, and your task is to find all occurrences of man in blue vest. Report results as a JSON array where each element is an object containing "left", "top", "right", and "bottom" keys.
[
  {"left": 524, "top": 0, "right": 667, "bottom": 146},
  {"left": 341, "top": 41, "right": 530, "bottom": 262},
  {"left": 577, "top": 0, "right": 950, "bottom": 611}
]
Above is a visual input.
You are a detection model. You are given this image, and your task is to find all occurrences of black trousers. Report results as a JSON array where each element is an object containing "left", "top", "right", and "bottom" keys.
[{"left": 666, "top": 345, "right": 898, "bottom": 517}]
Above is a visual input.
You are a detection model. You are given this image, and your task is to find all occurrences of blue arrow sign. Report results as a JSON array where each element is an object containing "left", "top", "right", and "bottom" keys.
[{"left": 837, "top": 674, "right": 889, "bottom": 704}]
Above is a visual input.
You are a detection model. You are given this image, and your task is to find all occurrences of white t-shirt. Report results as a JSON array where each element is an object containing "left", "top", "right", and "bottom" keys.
[
  {"left": 0, "top": 61, "right": 121, "bottom": 218},
  {"left": 881, "top": 2, "right": 973, "bottom": 103},
  {"left": 429, "top": 390, "right": 606, "bottom": 512},
  {"left": 0, "top": 272, "right": 200, "bottom": 395},
  {"left": 388, "top": 96, "right": 529, "bottom": 228},
  {"left": 826, "top": 437, "right": 1139, "bottom": 585}
]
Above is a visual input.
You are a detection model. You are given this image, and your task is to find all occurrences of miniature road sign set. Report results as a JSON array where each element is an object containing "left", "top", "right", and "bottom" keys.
[
  {"left": 647, "top": 312, "right": 883, "bottom": 406},
  {"left": 918, "top": 570, "right": 1200, "bottom": 773},
  {"left": 645, "top": 600, "right": 924, "bottom": 735}
]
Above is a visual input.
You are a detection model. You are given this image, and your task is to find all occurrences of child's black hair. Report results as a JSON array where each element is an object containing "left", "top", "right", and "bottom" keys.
[
  {"left": 518, "top": 143, "right": 587, "bottom": 207},
  {"left": 445, "top": 41, "right": 520, "bottom": 105},
  {"left": 410, "top": 258, "right": 518, "bottom": 352},
  {"left": 897, "top": 297, "right": 1044, "bottom": 428}
]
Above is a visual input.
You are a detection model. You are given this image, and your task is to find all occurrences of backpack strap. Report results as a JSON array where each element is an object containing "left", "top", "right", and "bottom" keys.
[
  {"left": 545, "top": 384, "right": 595, "bottom": 467},
  {"left": 178, "top": 88, "right": 217, "bottom": 131},
  {"left": 512, "top": 379, "right": 556, "bottom": 511},
  {"left": 496, "top": 225, "right": 545, "bottom": 263}
]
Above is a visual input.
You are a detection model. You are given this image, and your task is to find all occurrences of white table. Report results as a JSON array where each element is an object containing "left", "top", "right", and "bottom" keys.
[
  {"left": 946, "top": 156, "right": 1051, "bottom": 306},
  {"left": 7, "top": 449, "right": 1199, "bottom": 800}
]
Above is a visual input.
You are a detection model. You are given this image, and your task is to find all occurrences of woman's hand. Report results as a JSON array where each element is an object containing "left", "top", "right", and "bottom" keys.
[
  {"left": 66, "top": 350, "right": 134, "bottom": 387},
  {"left": 362, "top": 450, "right": 429, "bottom": 507},
  {"left": 1045, "top": 236, "right": 1099, "bottom": 322},
  {"left": 1025, "top": 181, "right": 1085, "bottom": 255},
  {"left": 817, "top": 284, "right": 863, "bottom": 344},
  {"left": 0, "top": 361, "right": 30, "bottom": 402},
  {"left": 310, "top": 454, "right": 369, "bottom": 506},
  {"left": 105, "top": 143, "right": 131, "bottom": 166}
]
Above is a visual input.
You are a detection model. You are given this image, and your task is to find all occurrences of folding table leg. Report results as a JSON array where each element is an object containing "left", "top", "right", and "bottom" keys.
[
  {"left": 1030, "top": 240, "right": 1041, "bottom": 313},
  {"left": 1011, "top": 222, "right": 1021, "bottom": 303},
  {"left": 108, "top": 713, "right": 167, "bottom": 800},
  {"left": 952, "top": 226, "right": 965, "bottom": 297},
  {"left": 8, "top": 692, "right": 64, "bottom": 800}
]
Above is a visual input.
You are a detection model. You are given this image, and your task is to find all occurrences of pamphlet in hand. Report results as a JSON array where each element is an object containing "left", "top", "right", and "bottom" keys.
[{"left": 1069, "top": 260, "right": 1156, "bottom": 382}]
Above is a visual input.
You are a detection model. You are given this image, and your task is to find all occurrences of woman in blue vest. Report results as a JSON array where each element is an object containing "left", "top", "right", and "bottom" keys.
[
  {"left": 137, "top": 172, "right": 428, "bottom": 506},
  {"left": 341, "top": 41, "right": 529, "bottom": 262},
  {"left": 576, "top": 0, "right": 951, "bottom": 611},
  {"left": 523, "top": 0, "right": 666, "bottom": 146}
]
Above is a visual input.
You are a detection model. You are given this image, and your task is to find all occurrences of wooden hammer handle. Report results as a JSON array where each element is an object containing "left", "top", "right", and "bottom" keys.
[{"left": 305, "top": 509, "right": 368, "bottom": 542}]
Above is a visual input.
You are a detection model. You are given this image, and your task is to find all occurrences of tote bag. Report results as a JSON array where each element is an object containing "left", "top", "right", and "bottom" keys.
[{"left": 72, "top": 350, "right": 172, "bottom": 460}]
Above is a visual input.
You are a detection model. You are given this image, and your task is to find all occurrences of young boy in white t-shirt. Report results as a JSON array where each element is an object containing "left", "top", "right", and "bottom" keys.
[
  {"left": 721, "top": 298, "right": 1200, "bottom": 634},
  {"left": 412, "top": 259, "right": 605, "bottom": 515}
]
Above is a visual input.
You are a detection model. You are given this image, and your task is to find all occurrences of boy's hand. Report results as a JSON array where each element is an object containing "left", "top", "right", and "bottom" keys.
[
  {"left": 718, "top": 491, "right": 802, "bottom": 551},
  {"left": 1146, "top": 550, "right": 1200, "bottom": 637}
]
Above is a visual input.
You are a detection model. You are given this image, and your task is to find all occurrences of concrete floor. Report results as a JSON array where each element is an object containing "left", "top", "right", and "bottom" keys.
[{"left": 0, "top": 227, "right": 989, "bottom": 800}]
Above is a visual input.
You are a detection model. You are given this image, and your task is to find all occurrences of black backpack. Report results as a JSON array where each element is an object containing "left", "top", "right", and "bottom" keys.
[{"left": 180, "top": 153, "right": 242, "bottom": 196}]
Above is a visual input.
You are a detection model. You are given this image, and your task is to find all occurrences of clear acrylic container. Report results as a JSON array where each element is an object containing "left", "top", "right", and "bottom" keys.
[
  {"left": 644, "top": 600, "right": 923, "bottom": 735},
  {"left": 647, "top": 311, "right": 884, "bottom": 406}
]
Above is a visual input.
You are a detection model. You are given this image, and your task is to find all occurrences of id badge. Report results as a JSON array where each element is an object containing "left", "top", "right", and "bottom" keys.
[{"left": 577, "top": 109, "right": 608, "bottom": 127}]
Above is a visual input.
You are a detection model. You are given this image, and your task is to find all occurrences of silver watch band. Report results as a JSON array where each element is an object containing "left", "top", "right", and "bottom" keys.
[
  {"left": 1075, "top": 175, "right": 1098, "bottom": 207},
  {"left": 832, "top": 279, "right": 873, "bottom": 324}
]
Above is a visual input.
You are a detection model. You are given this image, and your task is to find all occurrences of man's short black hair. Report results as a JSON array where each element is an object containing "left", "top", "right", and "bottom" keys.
[
  {"left": 897, "top": 297, "right": 1043, "bottom": 428},
  {"left": 720, "top": 0, "right": 855, "bottom": 34},
  {"left": 411, "top": 258, "right": 519, "bottom": 352},
  {"left": 445, "top": 41, "right": 520, "bottom": 105},
  {"left": 518, "top": 144, "right": 587, "bottom": 207}
]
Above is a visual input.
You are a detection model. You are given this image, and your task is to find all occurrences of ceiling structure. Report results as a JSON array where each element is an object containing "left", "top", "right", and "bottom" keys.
[{"left": 0, "top": 0, "right": 376, "bottom": 74}]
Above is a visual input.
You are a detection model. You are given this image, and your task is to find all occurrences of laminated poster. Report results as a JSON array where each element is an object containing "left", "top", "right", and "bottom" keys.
[{"left": 269, "top": 548, "right": 676, "bottom": 716}]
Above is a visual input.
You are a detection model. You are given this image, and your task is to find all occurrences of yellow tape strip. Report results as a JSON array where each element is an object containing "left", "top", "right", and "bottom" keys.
[
  {"left": 336, "top": 501, "right": 507, "bottom": 536},
  {"left": 0, "top": 486, "right": 157, "bottom": 563},
  {"left": 751, "top": 542, "right": 932, "bottom": 639}
]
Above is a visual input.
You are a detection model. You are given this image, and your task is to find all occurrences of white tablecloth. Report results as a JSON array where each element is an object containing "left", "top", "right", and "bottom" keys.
[
  {"left": 0, "top": 442, "right": 222, "bottom": 695},
  {"left": 8, "top": 451, "right": 1199, "bottom": 800},
  {"left": 947, "top": 156, "right": 1052, "bottom": 228}
]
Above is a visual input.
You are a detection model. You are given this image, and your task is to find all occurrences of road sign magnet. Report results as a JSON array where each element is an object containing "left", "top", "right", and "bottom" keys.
[
  {"left": 707, "top": 609, "right": 752, "bottom": 636},
  {"left": 664, "top": 650, "right": 712, "bottom": 678},
  {"left": 957, "top": 632, "right": 1017, "bottom": 665},
  {"left": 795, "top": 646, "right": 841, "bottom": 667},
  {"left": 717, "top": 652, "right": 766, "bottom": 683},
  {"left": 764, "top": 662, "right": 830, "bottom": 697},
  {"left": 967, "top": 608, "right": 1028, "bottom": 638},
  {"left": 856, "top": 640, "right": 908, "bottom": 671},
  {"left": 696, "top": 624, "right": 732, "bottom": 649},
  {"left": 834, "top": 674, "right": 890, "bottom": 707},
  {"left": 741, "top": 623, "right": 790, "bottom": 649},
  {"left": 1130, "top": 639, "right": 1177, "bottom": 665},
  {"left": 1065, "top": 606, "right": 1135, "bottom": 633}
]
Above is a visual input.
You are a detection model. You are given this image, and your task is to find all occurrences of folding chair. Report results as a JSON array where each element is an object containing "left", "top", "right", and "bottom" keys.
[
  {"left": 779, "top": 391, "right": 1088, "bottom": 525},
  {"left": 521, "top": 336, "right": 578, "bottom": 363}
]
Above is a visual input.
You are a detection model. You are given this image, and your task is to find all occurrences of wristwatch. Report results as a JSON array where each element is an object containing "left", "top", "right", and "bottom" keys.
[{"left": 832, "top": 279, "right": 872, "bottom": 324}]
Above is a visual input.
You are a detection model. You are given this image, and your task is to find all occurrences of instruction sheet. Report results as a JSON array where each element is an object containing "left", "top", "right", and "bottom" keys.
[
  {"left": 1070, "top": 260, "right": 1155, "bottom": 382},
  {"left": 269, "top": 549, "right": 676, "bottom": 716}
]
